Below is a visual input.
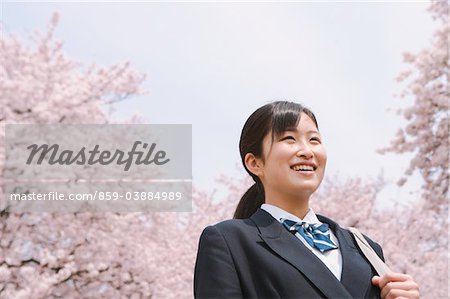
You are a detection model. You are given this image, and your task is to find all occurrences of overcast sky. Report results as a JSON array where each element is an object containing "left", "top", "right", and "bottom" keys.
[{"left": 3, "top": 1, "right": 435, "bottom": 208}]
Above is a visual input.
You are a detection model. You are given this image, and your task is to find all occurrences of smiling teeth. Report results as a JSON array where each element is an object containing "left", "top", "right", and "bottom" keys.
[{"left": 292, "top": 165, "right": 315, "bottom": 171}]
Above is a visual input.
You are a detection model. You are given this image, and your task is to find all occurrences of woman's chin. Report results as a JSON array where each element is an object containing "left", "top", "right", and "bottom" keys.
[{"left": 289, "top": 182, "right": 318, "bottom": 194}]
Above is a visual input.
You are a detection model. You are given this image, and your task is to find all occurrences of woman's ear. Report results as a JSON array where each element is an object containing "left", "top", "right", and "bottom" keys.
[{"left": 244, "top": 153, "right": 264, "bottom": 177}]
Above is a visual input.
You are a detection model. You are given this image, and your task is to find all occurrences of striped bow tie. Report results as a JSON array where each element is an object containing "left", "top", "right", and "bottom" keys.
[{"left": 281, "top": 218, "right": 338, "bottom": 253}]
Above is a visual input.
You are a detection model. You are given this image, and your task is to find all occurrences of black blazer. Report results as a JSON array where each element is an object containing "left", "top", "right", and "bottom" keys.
[{"left": 194, "top": 208, "right": 385, "bottom": 299}]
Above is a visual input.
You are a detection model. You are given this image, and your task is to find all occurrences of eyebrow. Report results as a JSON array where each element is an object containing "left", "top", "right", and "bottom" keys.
[{"left": 283, "top": 129, "right": 320, "bottom": 135}]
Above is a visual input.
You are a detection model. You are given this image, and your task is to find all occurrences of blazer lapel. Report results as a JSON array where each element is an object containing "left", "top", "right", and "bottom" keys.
[
  {"left": 318, "top": 215, "right": 375, "bottom": 299},
  {"left": 250, "top": 208, "right": 353, "bottom": 299}
]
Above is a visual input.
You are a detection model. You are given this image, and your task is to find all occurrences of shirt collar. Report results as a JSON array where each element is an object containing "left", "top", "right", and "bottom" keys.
[{"left": 261, "top": 203, "right": 321, "bottom": 225}]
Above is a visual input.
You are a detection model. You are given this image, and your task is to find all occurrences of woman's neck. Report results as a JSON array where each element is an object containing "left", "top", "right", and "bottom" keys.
[{"left": 264, "top": 193, "right": 310, "bottom": 220}]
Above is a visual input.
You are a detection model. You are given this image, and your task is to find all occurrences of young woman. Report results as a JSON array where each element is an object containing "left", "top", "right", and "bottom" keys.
[{"left": 194, "top": 101, "right": 420, "bottom": 299}]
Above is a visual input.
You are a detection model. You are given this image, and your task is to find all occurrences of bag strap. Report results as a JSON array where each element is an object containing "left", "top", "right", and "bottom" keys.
[{"left": 347, "top": 227, "right": 391, "bottom": 276}]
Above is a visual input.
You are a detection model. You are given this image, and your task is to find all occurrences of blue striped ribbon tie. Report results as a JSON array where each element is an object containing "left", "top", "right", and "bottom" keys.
[{"left": 281, "top": 218, "right": 338, "bottom": 253}]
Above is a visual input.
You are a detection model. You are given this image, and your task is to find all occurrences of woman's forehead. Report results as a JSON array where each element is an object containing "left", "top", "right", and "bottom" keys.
[{"left": 276, "top": 113, "right": 317, "bottom": 133}]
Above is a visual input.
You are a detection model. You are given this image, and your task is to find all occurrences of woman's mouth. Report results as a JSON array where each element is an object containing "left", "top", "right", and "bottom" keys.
[
  {"left": 290, "top": 164, "right": 316, "bottom": 176},
  {"left": 290, "top": 164, "right": 316, "bottom": 172}
]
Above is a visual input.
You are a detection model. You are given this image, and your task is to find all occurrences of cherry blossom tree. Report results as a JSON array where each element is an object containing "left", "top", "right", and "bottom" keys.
[
  {"left": 377, "top": 1, "right": 449, "bottom": 213},
  {"left": 0, "top": 12, "right": 158, "bottom": 298},
  {"left": 375, "top": 2, "right": 449, "bottom": 297}
]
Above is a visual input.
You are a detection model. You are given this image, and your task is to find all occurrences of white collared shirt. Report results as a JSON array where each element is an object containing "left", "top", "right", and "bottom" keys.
[{"left": 261, "top": 203, "right": 343, "bottom": 281}]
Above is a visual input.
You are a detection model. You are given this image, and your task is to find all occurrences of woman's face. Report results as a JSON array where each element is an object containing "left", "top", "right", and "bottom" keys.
[{"left": 258, "top": 112, "right": 327, "bottom": 199}]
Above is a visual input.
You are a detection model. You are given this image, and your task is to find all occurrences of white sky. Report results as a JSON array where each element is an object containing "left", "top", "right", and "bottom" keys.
[{"left": 2, "top": 1, "right": 435, "bottom": 208}]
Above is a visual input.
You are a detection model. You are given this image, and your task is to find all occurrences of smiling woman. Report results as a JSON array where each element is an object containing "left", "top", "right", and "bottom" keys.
[{"left": 193, "top": 101, "right": 420, "bottom": 299}]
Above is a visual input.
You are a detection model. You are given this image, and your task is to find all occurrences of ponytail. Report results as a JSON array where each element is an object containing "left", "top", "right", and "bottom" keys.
[{"left": 233, "top": 182, "right": 265, "bottom": 219}]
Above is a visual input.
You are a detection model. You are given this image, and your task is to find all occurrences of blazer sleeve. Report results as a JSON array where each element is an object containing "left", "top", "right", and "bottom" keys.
[{"left": 194, "top": 225, "right": 243, "bottom": 299}]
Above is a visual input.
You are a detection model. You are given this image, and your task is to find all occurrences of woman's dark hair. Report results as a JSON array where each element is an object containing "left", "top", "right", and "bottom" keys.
[{"left": 233, "top": 101, "right": 319, "bottom": 219}]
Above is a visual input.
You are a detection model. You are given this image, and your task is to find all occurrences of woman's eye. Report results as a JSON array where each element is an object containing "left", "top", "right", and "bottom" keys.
[
  {"left": 282, "top": 136, "right": 295, "bottom": 141},
  {"left": 281, "top": 136, "right": 321, "bottom": 143}
]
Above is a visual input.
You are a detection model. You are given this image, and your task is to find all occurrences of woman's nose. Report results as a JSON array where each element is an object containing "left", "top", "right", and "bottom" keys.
[{"left": 295, "top": 144, "right": 314, "bottom": 158}]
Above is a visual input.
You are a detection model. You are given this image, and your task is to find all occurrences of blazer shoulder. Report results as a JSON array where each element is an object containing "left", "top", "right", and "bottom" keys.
[
  {"left": 207, "top": 217, "right": 253, "bottom": 232},
  {"left": 199, "top": 217, "right": 257, "bottom": 241}
]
